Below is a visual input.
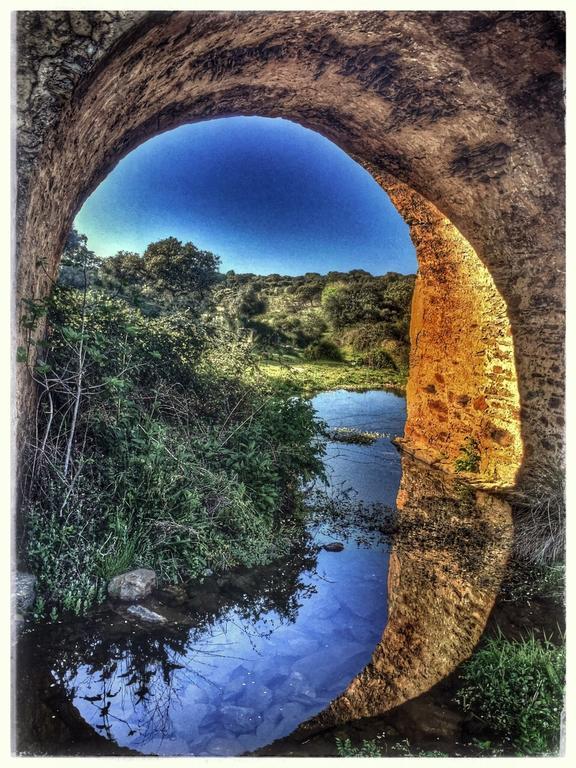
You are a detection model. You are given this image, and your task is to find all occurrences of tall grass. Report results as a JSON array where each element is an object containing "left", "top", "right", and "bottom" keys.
[
  {"left": 508, "top": 451, "right": 565, "bottom": 565},
  {"left": 456, "top": 631, "right": 565, "bottom": 755}
]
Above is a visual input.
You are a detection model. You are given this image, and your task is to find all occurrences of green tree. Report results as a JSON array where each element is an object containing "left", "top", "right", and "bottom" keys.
[
  {"left": 321, "top": 282, "right": 381, "bottom": 329},
  {"left": 58, "top": 229, "right": 100, "bottom": 289},
  {"left": 100, "top": 237, "right": 220, "bottom": 315}
]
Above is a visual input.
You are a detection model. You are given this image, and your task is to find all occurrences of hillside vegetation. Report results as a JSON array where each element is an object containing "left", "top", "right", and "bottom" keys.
[
  {"left": 19, "top": 234, "right": 327, "bottom": 618},
  {"left": 19, "top": 233, "right": 414, "bottom": 618},
  {"left": 214, "top": 269, "right": 415, "bottom": 391}
]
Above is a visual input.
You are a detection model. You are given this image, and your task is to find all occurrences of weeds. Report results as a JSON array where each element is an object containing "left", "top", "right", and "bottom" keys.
[
  {"left": 335, "top": 737, "right": 383, "bottom": 757},
  {"left": 454, "top": 437, "right": 480, "bottom": 473},
  {"left": 507, "top": 451, "right": 565, "bottom": 565},
  {"left": 500, "top": 559, "right": 565, "bottom": 605},
  {"left": 334, "top": 737, "right": 449, "bottom": 758},
  {"left": 456, "top": 630, "right": 565, "bottom": 755}
]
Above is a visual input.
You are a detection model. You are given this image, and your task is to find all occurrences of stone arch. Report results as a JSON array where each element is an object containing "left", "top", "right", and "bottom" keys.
[
  {"left": 14, "top": 10, "right": 564, "bottom": 737},
  {"left": 16, "top": 10, "right": 564, "bottom": 488}
]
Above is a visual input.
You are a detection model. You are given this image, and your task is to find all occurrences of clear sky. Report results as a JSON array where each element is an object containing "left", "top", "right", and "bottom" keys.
[{"left": 74, "top": 117, "right": 417, "bottom": 276}]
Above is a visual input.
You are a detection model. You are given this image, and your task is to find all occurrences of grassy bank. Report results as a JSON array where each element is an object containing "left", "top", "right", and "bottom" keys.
[
  {"left": 18, "top": 236, "right": 328, "bottom": 621},
  {"left": 260, "top": 355, "right": 406, "bottom": 396}
]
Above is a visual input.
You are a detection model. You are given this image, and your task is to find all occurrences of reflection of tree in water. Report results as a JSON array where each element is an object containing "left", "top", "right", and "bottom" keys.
[
  {"left": 213, "top": 540, "right": 320, "bottom": 633},
  {"left": 41, "top": 622, "right": 195, "bottom": 748},
  {"left": 305, "top": 484, "right": 394, "bottom": 549},
  {"left": 22, "top": 538, "right": 320, "bottom": 752}
]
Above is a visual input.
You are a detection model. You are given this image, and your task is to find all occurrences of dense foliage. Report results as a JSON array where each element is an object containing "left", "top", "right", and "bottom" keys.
[
  {"left": 214, "top": 268, "right": 415, "bottom": 378},
  {"left": 19, "top": 232, "right": 326, "bottom": 618},
  {"left": 456, "top": 631, "right": 565, "bottom": 755}
]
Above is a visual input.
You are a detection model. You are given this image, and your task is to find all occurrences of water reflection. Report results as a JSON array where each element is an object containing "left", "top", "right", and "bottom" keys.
[
  {"left": 312, "top": 389, "right": 406, "bottom": 506},
  {"left": 18, "top": 528, "right": 389, "bottom": 756},
  {"left": 302, "top": 451, "right": 513, "bottom": 733},
  {"left": 16, "top": 391, "right": 514, "bottom": 755},
  {"left": 16, "top": 390, "right": 404, "bottom": 757}
]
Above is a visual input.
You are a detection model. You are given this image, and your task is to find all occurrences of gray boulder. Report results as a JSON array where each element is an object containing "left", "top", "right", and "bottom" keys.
[
  {"left": 108, "top": 568, "right": 156, "bottom": 601},
  {"left": 126, "top": 604, "right": 168, "bottom": 624},
  {"left": 14, "top": 571, "right": 37, "bottom": 613}
]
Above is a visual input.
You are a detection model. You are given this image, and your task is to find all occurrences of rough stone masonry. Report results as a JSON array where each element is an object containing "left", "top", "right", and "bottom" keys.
[
  {"left": 15, "top": 10, "right": 564, "bottom": 483},
  {"left": 14, "top": 9, "right": 565, "bottom": 735}
]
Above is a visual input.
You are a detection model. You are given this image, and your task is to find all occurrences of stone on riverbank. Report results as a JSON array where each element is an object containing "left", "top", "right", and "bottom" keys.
[
  {"left": 127, "top": 604, "right": 167, "bottom": 624},
  {"left": 108, "top": 568, "right": 156, "bottom": 601},
  {"left": 15, "top": 571, "right": 37, "bottom": 613}
]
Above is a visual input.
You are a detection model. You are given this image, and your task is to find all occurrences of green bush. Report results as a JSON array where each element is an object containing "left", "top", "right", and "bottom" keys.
[
  {"left": 341, "top": 322, "right": 392, "bottom": 353},
  {"left": 303, "top": 339, "right": 343, "bottom": 361},
  {"left": 335, "top": 737, "right": 383, "bottom": 757},
  {"left": 454, "top": 437, "right": 481, "bottom": 473},
  {"left": 24, "top": 477, "right": 107, "bottom": 617},
  {"left": 19, "top": 245, "right": 326, "bottom": 618},
  {"left": 359, "top": 348, "right": 397, "bottom": 370},
  {"left": 456, "top": 631, "right": 565, "bottom": 755}
]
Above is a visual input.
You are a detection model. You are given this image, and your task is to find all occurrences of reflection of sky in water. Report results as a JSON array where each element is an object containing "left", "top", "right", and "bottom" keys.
[
  {"left": 49, "top": 391, "right": 406, "bottom": 756},
  {"left": 313, "top": 389, "right": 407, "bottom": 506}
]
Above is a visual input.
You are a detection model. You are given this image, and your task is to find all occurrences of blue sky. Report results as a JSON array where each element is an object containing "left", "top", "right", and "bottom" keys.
[{"left": 74, "top": 117, "right": 417, "bottom": 276}]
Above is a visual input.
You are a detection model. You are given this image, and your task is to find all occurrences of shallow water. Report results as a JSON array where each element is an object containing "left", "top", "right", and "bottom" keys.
[
  {"left": 16, "top": 389, "right": 406, "bottom": 757},
  {"left": 313, "top": 389, "right": 406, "bottom": 506}
]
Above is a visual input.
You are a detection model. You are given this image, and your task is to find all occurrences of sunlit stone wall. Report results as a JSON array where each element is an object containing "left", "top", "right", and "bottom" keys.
[{"left": 376, "top": 173, "right": 523, "bottom": 487}]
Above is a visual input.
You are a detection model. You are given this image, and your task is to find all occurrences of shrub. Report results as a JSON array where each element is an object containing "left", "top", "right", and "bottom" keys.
[
  {"left": 454, "top": 437, "right": 481, "bottom": 473},
  {"left": 335, "top": 737, "right": 383, "bottom": 757},
  {"left": 456, "top": 631, "right": 565, "bottom": 755},
  {"left": 359, "top": 348, "right": 397, "bottom": 370},
  {"left": 23, "top": 475, "right": 107, "bottom": 617},
  {"left": 508, "top": 451, "right": 565, "bottom": 565},
  {"left": 303, "top": 339, "right": 343, "bottom": 361}
]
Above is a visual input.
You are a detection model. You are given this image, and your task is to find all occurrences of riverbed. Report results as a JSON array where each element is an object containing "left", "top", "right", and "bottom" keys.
[{"left": 16, "top": 390, "right": 407, "bottom": 757}]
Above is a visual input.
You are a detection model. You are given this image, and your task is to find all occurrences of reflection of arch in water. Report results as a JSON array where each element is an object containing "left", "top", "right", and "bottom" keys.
[
  {"left": 296, "top": 452, "right": 513, "bottom": 734},
  {"left": 16, "top": 11, "right": 565, "bottom": 488}
]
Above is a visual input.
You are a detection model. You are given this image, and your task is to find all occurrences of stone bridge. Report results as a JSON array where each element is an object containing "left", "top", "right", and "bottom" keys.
[
  {"left": 14, "top": 9, "right": 565, "bottom": 739},
  {"left": 15, "top": 10, "right": 565, "bottom": 486}
]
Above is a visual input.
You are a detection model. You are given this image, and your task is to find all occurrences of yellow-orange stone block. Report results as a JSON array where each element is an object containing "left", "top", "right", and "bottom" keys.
[{"left": 373, "top": 172, "right": 523, "bottom": 488}]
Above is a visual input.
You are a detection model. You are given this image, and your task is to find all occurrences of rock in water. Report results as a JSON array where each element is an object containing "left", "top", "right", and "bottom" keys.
[
  {"left": 14, "top": 572, "right": 37, "bottom": 613},
  {"left": 127, "top": 605, "right": 167, "bottom": 624},
  {"left": 220, "top": 704, "right": 262, "bottom": 734},
  {"left": 323, "top": 542, "right": 344, "bottom": 552},
  {"left": 156, "top": 583, "right": 188, "bottom": 606},
  {"left": 108, "top": 568, "right": 156, "bottom": 601}
]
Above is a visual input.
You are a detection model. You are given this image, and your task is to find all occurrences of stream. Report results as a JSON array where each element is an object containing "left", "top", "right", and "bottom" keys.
[{"left": 16, "top": 389, "right": 407, "bottom": 757}]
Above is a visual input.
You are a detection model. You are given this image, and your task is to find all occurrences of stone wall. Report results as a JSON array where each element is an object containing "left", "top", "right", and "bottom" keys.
[
  {"left": 15, "top": 10, "right": 564, "bottom": 483},
  {"left": 13, "top": 9, "right": 565, "bottom": 737},
  {"left": 376, "top": 172, "right": 523, "bottom": 486}
]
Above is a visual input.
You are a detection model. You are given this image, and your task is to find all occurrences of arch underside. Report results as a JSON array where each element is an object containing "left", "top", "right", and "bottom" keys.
[{"left": 15, "top": 9, "right": 564, "bottom": 736}]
